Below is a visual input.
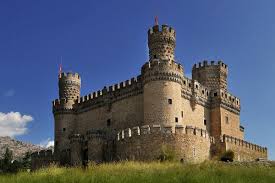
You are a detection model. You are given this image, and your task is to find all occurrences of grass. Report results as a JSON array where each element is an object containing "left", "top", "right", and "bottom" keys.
[{"left": 0, "top": 161, "right": 275, "bottom": 183}]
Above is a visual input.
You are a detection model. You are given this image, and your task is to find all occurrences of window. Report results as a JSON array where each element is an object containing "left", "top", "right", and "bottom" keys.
[
  {"left": 55, "top": 141, "right": 58, "bottom": 146},
  {"left": 107, "top": 119, "right": 111, "bottom": 127},
  {"left": 214, "top": 92, "right": 218, "bottom": 96},
  {"left": 181, "top": 111, "right": 183, "bottom": 118},
  {"left": 63, "top": 128, "right": 66, "bottom": 132},
  {"left": 204, "top": 119, "right": 207, "bottom": 126},
  {"left": 175, "top": 117, "right": 178, "bottom": 123},
  {"left": 154, "top": 55, "right": 157, "bottom": 59},
  {"left": 168, "top": 99, "right": 172, "bottom": 104},
  {"left": 225, "top": 116, "right": 229, "bottom": 124}
]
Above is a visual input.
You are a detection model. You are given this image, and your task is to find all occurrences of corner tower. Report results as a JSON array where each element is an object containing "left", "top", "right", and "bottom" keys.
[
  {"left": 142, "top": 22, "right": 184, "bottom": 129},
  {"left": 192, "top": 61, "right": 228, "bottom": 90},
  {"left": 52, "top": 72, "right": 81, "bottom": 159}
]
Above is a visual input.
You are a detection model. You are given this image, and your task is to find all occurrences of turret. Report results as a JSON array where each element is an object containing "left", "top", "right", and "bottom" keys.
[
  {"left": 192, "top": 61, "right": 228, "bottom": 90},
  {"left": 148, "top": 24, "right": 176, "bottom": 61},
  {"left": 59, "top": 72, "right": 81, "bottom": 100},
  {"left": 53, "top": 72, "right": 81, "bottom": 157},
  {"left": 142, "top": 22, "right": 184, "bottom": 129}
]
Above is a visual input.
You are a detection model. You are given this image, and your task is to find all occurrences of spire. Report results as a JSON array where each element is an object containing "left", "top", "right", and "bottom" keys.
[{"left": 154, "top": 16, "right": 158, "bottom": 26}]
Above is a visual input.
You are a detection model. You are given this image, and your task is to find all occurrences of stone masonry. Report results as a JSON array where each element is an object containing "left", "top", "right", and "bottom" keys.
[{"left": 31, "top": 22, "right": 268, "bottom": 169}]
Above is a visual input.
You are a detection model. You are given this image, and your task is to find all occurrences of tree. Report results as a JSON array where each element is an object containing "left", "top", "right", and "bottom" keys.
[
  {"left": 1, "top": 147, "right": 13, "bottom": 172},
  {"left": 21, "top": 152, "right": 31, "bottom": 170}
]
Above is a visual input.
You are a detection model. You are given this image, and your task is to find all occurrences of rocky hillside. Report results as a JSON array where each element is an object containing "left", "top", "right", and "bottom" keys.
[{"left": 0, "top": 136, "right": 48, "bottom": 160}]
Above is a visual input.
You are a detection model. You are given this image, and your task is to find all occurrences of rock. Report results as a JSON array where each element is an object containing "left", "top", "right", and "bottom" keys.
[{"left": 0, "top": 136, "right": 50, "bottom": 160}]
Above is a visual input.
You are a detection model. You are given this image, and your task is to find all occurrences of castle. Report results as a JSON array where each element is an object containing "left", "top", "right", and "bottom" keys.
[{"left": 31, "top": 22, "right": 267, "bottom": 168}]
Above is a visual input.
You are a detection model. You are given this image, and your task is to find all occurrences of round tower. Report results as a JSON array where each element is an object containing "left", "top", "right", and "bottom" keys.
[
  {"left": 148, "top": 24, "right": 176, "bottom": 61},
  {"left": 53, "top": 72, "right": 81, "bottom": 157},
  {"left": 142, "top": 23, "right": 184, "bottom": 129},
  {"left": 192, "top": 61, "right": 228, "bottom": 90},
  {"left": 59, "top": 72, "right": 81, "bottom": 101}
]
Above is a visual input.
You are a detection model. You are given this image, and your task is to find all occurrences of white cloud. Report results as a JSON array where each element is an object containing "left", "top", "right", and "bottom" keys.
[
  {"left": 3, "top": 89, "right": 15, "bottom": 97},
  {"left": 39, "top": 138, "right": 54, "bottom": 148},
  {"left": 0, "top": 112, "right": 33, "bottom": 137}
]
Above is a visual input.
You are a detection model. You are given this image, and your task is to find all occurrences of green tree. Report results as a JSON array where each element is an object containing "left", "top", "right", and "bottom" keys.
[
  {"left": 1, "top": 147, "right": 13, "bottom": 172},
  {"left": 21, "top": 152, "right": 31, "bottom": 170}
]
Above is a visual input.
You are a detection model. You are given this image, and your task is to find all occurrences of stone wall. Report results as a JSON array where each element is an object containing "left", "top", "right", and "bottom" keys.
[
  {"left": 31, "top": 150, "right": 55, "bottom": 170},
  {"left": 182, "top": 98, "right": 210, "bottom": 130},
  {"left": 143, "top": 80, "right": 182, "bottom": 129},
  {"left": 54, "top": 112, "right": 76, "bottom": 153},
  {"left": 76, "top": 94, "right": 143, "bottom": 134},
  {"left": 222, "top": 135, "right": 267, "bottom": 161},
  {"left": 220, "top": 108, "right": 243, "bottom": 139},
  {"left": 116, "top": 125, "right": 212, "bottom": 163},
  {"left": 192, "top": 61, "right": 228, "bottom": 90},
  {"left": 50, "top": 23, "right": 268, "bottom": 166}
]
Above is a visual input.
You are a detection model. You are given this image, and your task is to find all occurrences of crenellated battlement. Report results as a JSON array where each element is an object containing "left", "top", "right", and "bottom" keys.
[
  {"left": 141, "top": 60, "right": 183, "bottom": 74},
  {"left": 52, "top": 98, "right": 76, "bottom": 113},
  {"left": 52, "top": 98, "right": 67, "bottom": 107},
  {"left": 211, "top": 89, "right": 241, "bottom": 112},
  {"left": 141, "top": 60, "right": 184, "bottom": 85},
  {"left": 182, "top": 77, "right": 210, "bottom": 101},
  {"left": 117, "top": 124, "right": 214, "bottom": 142},
  {"left": 148, "top": 24, "right": 175, "bottom": 37},
  {"left": 116, "top": 124, "right": 213, "bottom": 162},
  {"left": 76, "top": 75, "right": 142, "bottom": 105},
  {"left": 192, "top": 60, "right": 228, "bottom": 70},
  {"left": 59, "top": 72, "right": 81, "bottom": 80},
  {"left": 222, "top": 135, "right": 267, "bottom": 153},
  {"left": 31, "top": 149, "right": 54, "bottom": 158},
  {"left": 192, "top": 60, "right": 228, "bottom": 90}
]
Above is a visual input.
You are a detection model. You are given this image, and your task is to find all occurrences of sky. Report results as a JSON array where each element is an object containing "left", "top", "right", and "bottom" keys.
[{"left": 0, "top": 0, "right": 274, "bottom": 159}]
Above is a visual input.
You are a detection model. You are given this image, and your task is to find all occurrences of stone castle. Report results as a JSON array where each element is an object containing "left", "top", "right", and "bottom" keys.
[{"left": 31, "top": 22, "right": 267, "bottom": 168}]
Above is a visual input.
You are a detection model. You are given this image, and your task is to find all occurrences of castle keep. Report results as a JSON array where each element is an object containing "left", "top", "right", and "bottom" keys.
[{"left": 32, "top": 22, "right": 267, "bottom": 168}]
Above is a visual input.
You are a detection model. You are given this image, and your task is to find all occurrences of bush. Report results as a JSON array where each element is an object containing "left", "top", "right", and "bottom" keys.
[
  {"left": 220, "top": 150, "right": 234, "bottom": 162},
  {"left": 157, "top": 145, "right": 176, "bottom": 162}
]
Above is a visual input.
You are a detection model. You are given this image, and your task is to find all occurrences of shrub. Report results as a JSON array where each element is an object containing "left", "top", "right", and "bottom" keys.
[
  {"left": 157, "top": 145, "right": 176, "bottom": 162},
  {"left": 220, "top": 150, "right": 234, "bottom": 162}
]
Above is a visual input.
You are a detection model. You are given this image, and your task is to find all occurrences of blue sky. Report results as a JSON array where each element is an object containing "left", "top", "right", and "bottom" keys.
[{"left": 0, "top": 0, "right": 274, "bottom": 159}]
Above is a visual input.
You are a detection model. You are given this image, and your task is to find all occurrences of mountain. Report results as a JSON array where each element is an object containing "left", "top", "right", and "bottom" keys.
[{"left": 0, "top": 136, "right": 48, "bottom": 159}]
